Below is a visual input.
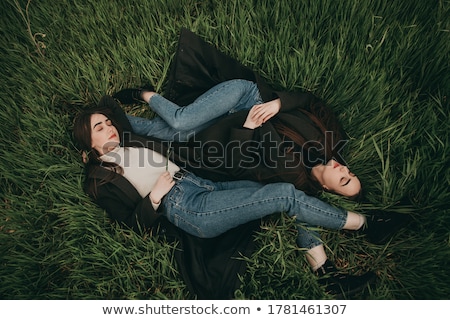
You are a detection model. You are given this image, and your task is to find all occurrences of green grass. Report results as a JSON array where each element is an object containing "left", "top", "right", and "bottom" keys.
[{"left": 1, "top": 0, "right": 449, "bottom": 299}]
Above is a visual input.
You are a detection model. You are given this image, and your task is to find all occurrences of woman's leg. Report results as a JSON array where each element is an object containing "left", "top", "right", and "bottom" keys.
[
  {"left": 126, "top": 114, "right": 196, "bottom": 141},
  {"left": 162, "top": 174, "right": 374, "bottom": 297},
  {"left": 306, "top": 244, "right": 328, "bottom": 271},
  {"left": 162, "top": 174, "right": 351, "bottom": 239},
  {"left": 127, "top": 112, "right": 244, "bottom": 141},
  {"left": 147, "top": 79, "right": 262, "bottom": 131}
]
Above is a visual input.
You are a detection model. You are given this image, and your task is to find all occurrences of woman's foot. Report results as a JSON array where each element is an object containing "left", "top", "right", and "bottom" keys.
[
  {"left": 113, "top": 85, "right": 155, "bottom": 104},
  {"left": 316, "top": 260, "right": 376, "bottom": 298},
  {"left": 361, "top": 211, "right": 413, "bottom": 245}
]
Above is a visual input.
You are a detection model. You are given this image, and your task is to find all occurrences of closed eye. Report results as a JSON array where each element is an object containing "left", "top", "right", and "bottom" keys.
[
  {"left": 93, "top": 118, "right": 112, "bottom": 131},
  {"left": 341, "top": 177, "right": 351, "bottom": 186}
]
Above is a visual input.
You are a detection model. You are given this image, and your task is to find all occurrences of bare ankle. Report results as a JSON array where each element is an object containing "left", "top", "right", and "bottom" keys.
[{"left": 141, "top": 91, "right": 156, "bottom": 103}]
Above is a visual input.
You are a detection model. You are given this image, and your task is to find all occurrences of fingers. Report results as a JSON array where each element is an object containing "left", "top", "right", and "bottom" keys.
[
  {"left": 160, "top": 171, "right": 173, "bottom": 182},
  {"left": 262, "top": 112, "right": 275, "bottom": 123},
  {"left": 250, "top": 104, "right": 274, "bottom": 124},
  {"left": 161, "top": 171, "right": 171, "bottom": 178},
  {"left": 249, "top": 105, "right": 264, "bottom": 120},
  {"left": 248, "top": 110, "right": 263, "bottom": 127},
  {"left": 157, "top": 171, "right": 175, "bottom": 190},
  {"left": 164, "top": 172, "right": 177, "bottom": 186}
]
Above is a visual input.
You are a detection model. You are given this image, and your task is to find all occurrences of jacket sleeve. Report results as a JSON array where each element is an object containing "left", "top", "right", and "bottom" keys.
[
  {"left": 278, "top": 91, "right": 318, "bottom": 112},
  {"left": 93, "top": 178, "right": 162, "bottom": 233}
]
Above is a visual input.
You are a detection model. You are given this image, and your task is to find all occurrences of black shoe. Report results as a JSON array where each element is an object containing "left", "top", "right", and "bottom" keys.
[
  {"left": 363, "top": 211, "right": 412, "bottom": 245},
  {"left": 316, "top": 260, "right": 376, "bottom": 299},
  {"left": 113, "top": 85, "right": 154, "bottom": 104}
]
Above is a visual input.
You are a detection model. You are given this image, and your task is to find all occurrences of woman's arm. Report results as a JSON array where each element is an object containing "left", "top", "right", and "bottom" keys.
[
  {"left": 270, "top": 90, "right": 319, "bottom": 113},
  {"left": 149, "top": 172, "right": 176, "bottom": 206}
]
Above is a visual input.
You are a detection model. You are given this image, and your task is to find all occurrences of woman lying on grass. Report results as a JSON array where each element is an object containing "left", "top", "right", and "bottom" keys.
[{"left": 72, "top": 90, "right": 410, "bottom": 298}]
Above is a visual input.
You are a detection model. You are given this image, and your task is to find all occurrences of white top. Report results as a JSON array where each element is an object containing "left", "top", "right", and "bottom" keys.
[{"left": 100, "top": 146, "right": 180, "bottom": 209}]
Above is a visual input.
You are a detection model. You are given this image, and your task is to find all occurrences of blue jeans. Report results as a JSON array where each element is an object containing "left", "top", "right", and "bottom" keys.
[
  {"left": 127, "top": 79, "right": 262, "bottom": 141},
  {"left": 162, "top": 173, "right": 348, "bottom": 249}
]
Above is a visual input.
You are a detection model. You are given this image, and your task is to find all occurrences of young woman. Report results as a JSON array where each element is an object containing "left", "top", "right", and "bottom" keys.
[{"left": 73, "top": 100, "right": 383, "bottom": 298}]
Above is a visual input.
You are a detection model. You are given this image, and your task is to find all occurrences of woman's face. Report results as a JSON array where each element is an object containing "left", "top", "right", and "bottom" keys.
[
  {"left": 90, "top": 113, "right": 120, "bottom": 155},
  {"left": 311, "top": 159, "right": 361, "bottom": 197}
]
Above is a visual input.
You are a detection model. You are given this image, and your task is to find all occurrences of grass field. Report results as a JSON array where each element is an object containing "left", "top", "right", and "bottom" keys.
[{"left": 1, "top": 0, "right": 449, "bottom": 299}]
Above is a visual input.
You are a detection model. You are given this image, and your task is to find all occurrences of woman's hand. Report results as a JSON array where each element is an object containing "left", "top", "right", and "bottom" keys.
[
  {"left": 243, "top": 106, "right": 264, "bottom": 129},
  {"left": 150, "top": 171, "right": 175, "bottom": 204},
  {"left": 243, "top": 98, "right": 281, "bottom": 129}
]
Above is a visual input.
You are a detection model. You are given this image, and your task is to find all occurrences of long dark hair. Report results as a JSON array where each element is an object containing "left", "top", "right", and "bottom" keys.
[
  {"left": 272, "top": 99, "right": 347, "bottom": 195},
  {"left": 72, "top": 107, "right": 123, "bottom": 198}
]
